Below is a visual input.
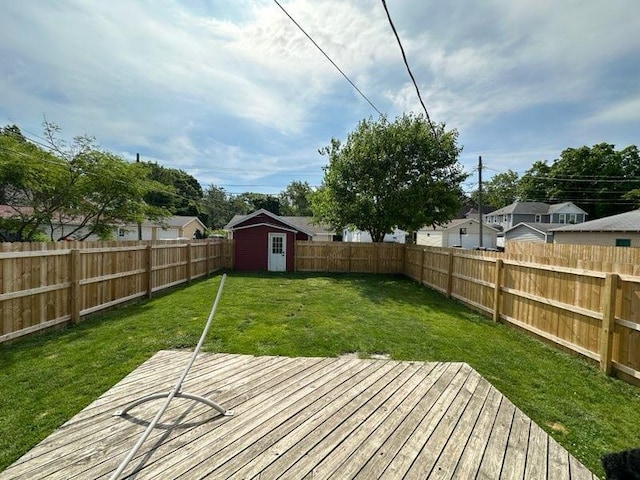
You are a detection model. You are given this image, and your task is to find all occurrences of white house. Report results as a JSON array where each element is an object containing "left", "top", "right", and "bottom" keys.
[
  {"left": 416, "top": 218, "right": 499, "bottom": 249},
  {"left": 551, "top": 209, "right": 640, "bottom": 247},
  {"left": 342, "top": 227, "right": 407, "bottom": 243}
]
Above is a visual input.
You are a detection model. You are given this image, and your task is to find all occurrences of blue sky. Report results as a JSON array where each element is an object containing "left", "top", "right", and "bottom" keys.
[{"left": 2, "top": 0, "right": 639, "bottom": 196}]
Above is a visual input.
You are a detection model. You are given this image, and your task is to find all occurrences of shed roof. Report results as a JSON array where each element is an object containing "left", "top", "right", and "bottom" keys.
[{"left": 224, "top": 209, "right": 325, "bottom": 237}]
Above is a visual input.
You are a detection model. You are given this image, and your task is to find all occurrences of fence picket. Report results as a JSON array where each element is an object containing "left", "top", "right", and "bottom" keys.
[{"left": 2, "top": 239, "right": 639, "bottom": 386}]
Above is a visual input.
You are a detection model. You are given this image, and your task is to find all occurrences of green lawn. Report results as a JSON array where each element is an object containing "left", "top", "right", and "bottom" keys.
[{"left": 1, "top": 272, "right": 639, "bottom": 477}]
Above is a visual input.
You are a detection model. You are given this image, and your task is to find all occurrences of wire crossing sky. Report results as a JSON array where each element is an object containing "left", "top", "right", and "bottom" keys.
[{"left": 1, "top": 1, "right": 639, "bottom": 195}]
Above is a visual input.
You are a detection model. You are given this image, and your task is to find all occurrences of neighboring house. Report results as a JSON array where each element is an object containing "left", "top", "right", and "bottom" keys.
[
  {"left": 50, "top": 215, "right": 206, "bottom": 241},
  {"left": 550, "top": 209, "right": 640, "bottom": 247},
  {"left": 115, "top": 216, "right": 206, "bottom": 241},
  {"left": 416, "top": 218, "right": 499, "bottom": 249},
  {"left": 504, "top": 222, "right": 565, "bottom": 244},
  {"left": 342, "top": 228, "right": 407, "bottom": 244},
  {"left": 0, "top": 205, "right": 204, "bottom": 241},
  {"left": 224, "top": 209, "right": 334, "bottom": 272},
  {"left": 276, "top": 216, "right": 336, "bottom": 242},
  {"left": 483, "top": 201, "right": 587, "bottom": 232}
]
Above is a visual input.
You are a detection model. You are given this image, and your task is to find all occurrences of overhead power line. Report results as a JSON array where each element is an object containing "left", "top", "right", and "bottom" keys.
[
  {"left": 272, "top": 0, "right": 384, "bottom": 117},
  {"left": 381, "top": 0, "right": 439, "bottom": 138}
]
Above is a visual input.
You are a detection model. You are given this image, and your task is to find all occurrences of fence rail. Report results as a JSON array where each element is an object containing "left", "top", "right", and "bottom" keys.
[
  {"left": 295, "top": 241, "right": 640, "bottom": 386},
  {"left": 2, "top": 238, "right": 639, "bottom": 387},
  {"left": 0, "top": 239, "right": 234, "bottom": 343}
]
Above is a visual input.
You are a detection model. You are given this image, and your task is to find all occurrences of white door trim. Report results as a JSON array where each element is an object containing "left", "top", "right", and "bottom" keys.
[{"left": 268, "top": 233, "right": 287, "bottom": 272}]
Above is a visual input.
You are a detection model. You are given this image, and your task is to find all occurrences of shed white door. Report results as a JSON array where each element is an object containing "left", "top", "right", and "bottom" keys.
[{"left": 268, "top": 233, "right": 286, "bottom": 272}]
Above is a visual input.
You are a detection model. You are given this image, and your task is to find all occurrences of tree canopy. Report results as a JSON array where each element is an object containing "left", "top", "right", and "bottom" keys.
[
  {"left": 470, "top": 169, "right": 520, "bottom": 209},
  {"left": 311, "top": 114, "right": 467, "bottom": 242},
  {"left": 517, "top": 143, "right": 640, "bottom": 218},
  {"left": 0, "top": 123, "right": 169, "bottom": 241},
  {"left": 279, "top": 180, "right": 313, "bottom": 216},
  {"left": 142, "top": 161, "right": 203, "bottom": 217}
]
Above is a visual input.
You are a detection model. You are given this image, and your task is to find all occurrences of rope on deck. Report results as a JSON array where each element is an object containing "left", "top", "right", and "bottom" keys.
[{"left": 109, "top": 273, "right": 232, "bottom": 480}]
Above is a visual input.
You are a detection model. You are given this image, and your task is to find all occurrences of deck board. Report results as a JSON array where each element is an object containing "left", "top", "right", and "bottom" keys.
[{"left": 0, "top": 351, "right": 597, "bottom": 479}]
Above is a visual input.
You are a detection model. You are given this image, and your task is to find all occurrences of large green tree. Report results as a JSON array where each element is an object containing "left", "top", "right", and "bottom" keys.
[
  {"left": 0, "top": 122, "right": 169, "bottom": 241},
  {"left": 232, "top": 192, "right": 282, "bottom": 216},
  {"left": 518, "top": 144, "right": 640, "bottom": 218},
  {"left": 279, "top": 180, "right": 313, "bottom": 216},
  {"left": 202, "top": 185, "right": 234, "bottom": 229},
  {"left": 312, "top": 114, "right": 467, "bottom": 242},
  {"left": 470, "top": 169, "right": 520, "bottom": 209},
  {"left": 142, "top": 162, "right": 203, "bottom": 217}
]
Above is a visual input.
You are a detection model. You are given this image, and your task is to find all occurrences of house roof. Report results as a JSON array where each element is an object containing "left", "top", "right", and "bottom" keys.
[
  {"left": 487, "top": 202, "right": 551, "bottom": 216},
  {"left": 551, "top": 209, "right": 640, "bottom": 233},
  {"left": 505, "top": 222, "right": 566, "bottom": 235},
  {"left": 0, "top": 206, "right": 203, "bottom": 231},
  {"left": 419, "top": 218, "right": 500, "bottom": 233},
  {"left": 279, "top": 216, "right": 335, "bottom": 236},
  {"left": 145, "top": 216, "right": 204, "bottom": 229},
  {"left": 0, "top": 205, "right": 33, "bottom": 218},
  {"left": 224, "top": 209, "right": 325, "bottom": 237},
  {"left": 547, "top": 202, "right": 588, "bottom": 215},
  {"left": 486, "top": 201, "right": 587, "bottom": 216}
]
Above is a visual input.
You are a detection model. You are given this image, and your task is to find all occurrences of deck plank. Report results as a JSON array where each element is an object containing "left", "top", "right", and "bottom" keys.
[
  {"left": 307, "top": 362, "right": 447, "bottom": 480},
  {"left": 0, "top": 351, "right": 598, "bottom": 480},
  {"left": 357, "top": 363, "right": 470, "bottom": 478}
]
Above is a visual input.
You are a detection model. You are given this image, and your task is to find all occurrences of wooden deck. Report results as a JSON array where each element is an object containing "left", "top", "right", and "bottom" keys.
[{"left": 1, "top": 351, "right": 597, "bottom": 479}]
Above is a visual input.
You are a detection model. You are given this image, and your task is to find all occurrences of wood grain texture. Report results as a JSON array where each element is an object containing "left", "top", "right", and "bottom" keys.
[{"left": 0, "top": 351, "right": 596, "bottom": 480}]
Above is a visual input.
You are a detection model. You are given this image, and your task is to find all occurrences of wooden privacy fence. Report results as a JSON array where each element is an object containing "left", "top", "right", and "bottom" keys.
[
  {"left": 404, "top": 245, "right": 640, "bottom": 385},
  {"left": 295, "top": 241, "right": 405, "bottom": 274},
  {"left": 3, "top": 237, "right": 640, "bottom": 386},
  {"left": 0, "top": 239, "right": 234, "bottom": 343},
  {"left": 293, "top": 241, "right": 640, "bottom": 385}
]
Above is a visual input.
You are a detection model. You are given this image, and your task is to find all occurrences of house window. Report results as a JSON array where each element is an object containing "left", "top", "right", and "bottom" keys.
[
  {"left": 272, "top": 236, "right": 283, "bottom": 254},
  {"left": 559, "top": 213, "right": 566, "bottom": 224},
  {"left": 118, "top": 227, "right": 125, "bottom": 237},
  {"left": 615, "top": 239, "right": 631, "bottom": 247},
  {"left": 569, "top": 213, "right": 577, "bottom": 224},
  {"left": 534, "top": 214, "right": 541, "bottom": 223}
]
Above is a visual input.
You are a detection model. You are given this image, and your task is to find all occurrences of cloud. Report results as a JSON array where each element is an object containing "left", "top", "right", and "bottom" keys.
[{"left": 1, "top": 0, "right": 638, "bottom": 195}]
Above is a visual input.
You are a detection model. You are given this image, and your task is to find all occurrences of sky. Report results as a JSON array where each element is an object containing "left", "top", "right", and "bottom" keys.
[{"left": 2, "top": 0, "right": 639, "bottom": 196}]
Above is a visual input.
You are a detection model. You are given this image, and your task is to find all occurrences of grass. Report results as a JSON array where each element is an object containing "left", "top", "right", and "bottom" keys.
[{"left": 1, "top": 272, "right": 639, "bottom": 477}]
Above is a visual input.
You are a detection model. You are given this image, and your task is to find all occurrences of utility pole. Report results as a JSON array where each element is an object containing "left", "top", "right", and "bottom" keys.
[
  {"left": 478, "top": 155, "right": 483, "bottom": 248},
  {"left": 136, "top": 153, "right": 142, "bottom": 241}
]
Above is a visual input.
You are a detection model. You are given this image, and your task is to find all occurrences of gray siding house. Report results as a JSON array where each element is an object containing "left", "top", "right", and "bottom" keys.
[
  {"left": 504, "top": 222, "right": 566, "bottom": 244},
  {"left": 483, "top": 201, "right": 588, "bottom": 232}
]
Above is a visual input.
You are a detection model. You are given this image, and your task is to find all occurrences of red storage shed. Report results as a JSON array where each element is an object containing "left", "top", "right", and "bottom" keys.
[{"left": 224, "top": 209, "right": 315, "bottom": 272}]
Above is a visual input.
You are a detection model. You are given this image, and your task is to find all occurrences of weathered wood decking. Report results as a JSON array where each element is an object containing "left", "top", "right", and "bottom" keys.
[{"left": 1, "top": 351, "right": 597, "bottom": 479}]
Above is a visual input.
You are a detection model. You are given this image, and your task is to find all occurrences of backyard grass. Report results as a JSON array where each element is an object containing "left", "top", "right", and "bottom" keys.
[{"left": 1, "top": 272, "right": 639, "bottom": 477}]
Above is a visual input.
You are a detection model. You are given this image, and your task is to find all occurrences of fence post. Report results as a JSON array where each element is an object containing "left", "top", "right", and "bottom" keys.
[
  {"left": 493, "top": 259, "right": 503, "bottom": 322},
  {"left": 186, "top": 243, "right": 192, "bottom": 284},
  {"left": 347, "top": 244, "right": 352, "bottom": 273},
  {"left": 325, "top": 242, "right": 329, "bottom": 273},
  {"left": 206, "top": 241, "right": 212, "bottom": 276},
  {"left": 69, "top": 249, "right": 81, "bottom": 324},
  {"left": 600, "top": 273, "right": 618, "bottom": 375},
  {"left": 419, "top": 249, "right": 425, "bottom": 285},
  {"left": 146, "top": 245, "right": 153, "bottom": 298},
  {"left": 446, "top": 251, "right": 454, "bottom": 298},
  {"left": 374, "top": 243, "right": 379, "bottom": 274}
]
